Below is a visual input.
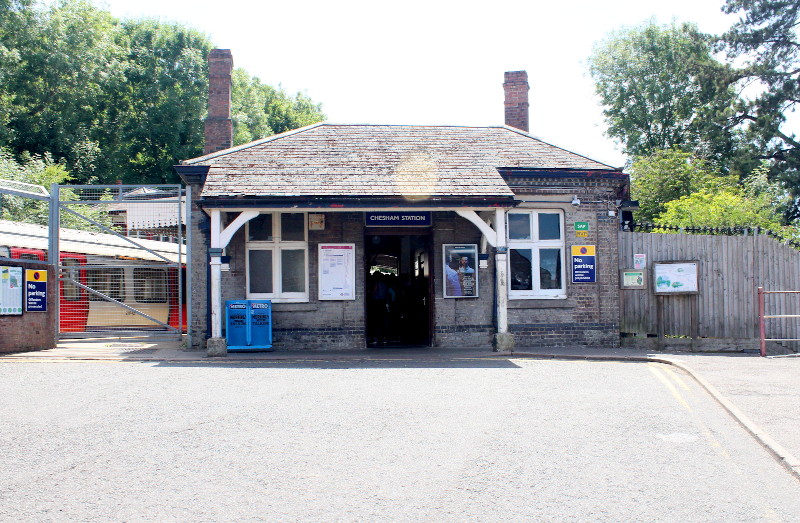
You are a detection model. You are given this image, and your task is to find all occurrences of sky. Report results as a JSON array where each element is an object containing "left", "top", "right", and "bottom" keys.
[{"left": 99, "top": 0, "right": 745, "bottom": 168}]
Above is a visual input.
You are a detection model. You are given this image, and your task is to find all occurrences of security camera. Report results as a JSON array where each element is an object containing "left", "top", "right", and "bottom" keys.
[{"left": 571, "top": 196, "right": 581, "bottom": 207}]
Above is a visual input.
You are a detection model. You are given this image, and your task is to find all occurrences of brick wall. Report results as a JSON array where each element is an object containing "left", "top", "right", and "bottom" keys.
[
  {"left": 0, "top": 261, "right": 57, "bottom": 353},
  {"left": 187, "top": 185, "right": 210, "bottom": 350},
  {"left": 431, "top": 212, "right": 494, "bottom": 347},
  {"left": 503, "top": 71, "right": 529, "bottom": 132},
  {"left": 505, "top": 176, "right": 622, "bottom": 348},
  {"left": 220, "top": 212, "right": 368, "bottom": 349},
  {"left": 204, "top": 49, "right": 233, "bottom": 155},
  {"left": 189, "top": 187, "right": 623, "bottom": 351}
]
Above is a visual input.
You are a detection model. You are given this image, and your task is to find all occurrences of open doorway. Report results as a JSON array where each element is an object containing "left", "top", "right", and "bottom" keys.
[{"left": 365, "top": 233, "right": 432, "bottom": 347}]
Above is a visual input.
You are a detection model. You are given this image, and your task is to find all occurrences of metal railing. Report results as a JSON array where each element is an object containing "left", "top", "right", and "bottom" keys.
[{"left": 757, "top": 287, "right": 800, "bottom": 357}]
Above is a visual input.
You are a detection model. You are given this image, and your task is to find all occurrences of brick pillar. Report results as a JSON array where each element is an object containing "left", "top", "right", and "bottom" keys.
[
  {"left": 503, "top": 71, "right": 529, "bottom": 133},
  {"left": 204, "top": 49, "right": 233, "bottom": 154}
]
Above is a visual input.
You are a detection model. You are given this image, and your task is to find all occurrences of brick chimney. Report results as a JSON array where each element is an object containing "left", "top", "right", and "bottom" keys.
[
  {"left": 204, "top": 49, "right": 233, "bottom": 155},
  {"left": 503, "top": 71, "right": 529, "bottom": 133}
]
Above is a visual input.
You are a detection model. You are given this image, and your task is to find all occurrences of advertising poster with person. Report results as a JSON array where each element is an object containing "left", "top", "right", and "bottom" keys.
[{"left": 443, "top": 244, "right": 478, "bottom": 298}]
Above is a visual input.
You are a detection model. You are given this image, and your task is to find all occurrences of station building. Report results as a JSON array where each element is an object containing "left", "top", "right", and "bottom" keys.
[{"left": 177, "top": 50, "right": 629, "bottom": 352}]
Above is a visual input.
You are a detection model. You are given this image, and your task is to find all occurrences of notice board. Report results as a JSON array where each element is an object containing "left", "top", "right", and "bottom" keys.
[
  {"left": 318, "top": 244, "right": 356, "bottom": 300},
  {"left": 0, "top": 266, "right": 23, "bottom": 315},
  {"left": 653, "top": 261, "right": 699, "bottom": 294}
]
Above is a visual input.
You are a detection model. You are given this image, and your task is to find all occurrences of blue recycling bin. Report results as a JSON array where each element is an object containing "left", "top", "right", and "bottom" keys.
[{"left": 226, "top": 300, "right": 273, "bottom": 351}]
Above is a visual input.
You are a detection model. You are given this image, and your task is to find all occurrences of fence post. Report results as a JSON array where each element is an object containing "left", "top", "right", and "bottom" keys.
[{"left": 758, "top": 286, "right": 766, "bottom": 357}]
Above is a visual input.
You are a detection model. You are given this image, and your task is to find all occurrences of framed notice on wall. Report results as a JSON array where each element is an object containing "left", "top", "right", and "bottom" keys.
[
  {"left": 653, "top": 261, "right": 699, "bottom": 295},
  {"left": 318, "top": 244, "right": 356, "bottom": 300},
  {"left": 443, "top": 244, "right": 478, "bottom": 298},
  {"left": 0, "top": 266, "right": 23, "bottom": 315},
  {"left": 620, "top": 269, "right": 646, "bottom": 289}
]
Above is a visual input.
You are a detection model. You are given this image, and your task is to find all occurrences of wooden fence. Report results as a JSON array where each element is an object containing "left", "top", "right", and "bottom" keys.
[{"left": 618, "top": 231, "right": 800, "bottom": 352}]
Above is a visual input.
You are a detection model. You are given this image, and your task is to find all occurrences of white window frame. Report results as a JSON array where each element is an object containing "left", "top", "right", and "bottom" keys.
[
  {"left": 507, "top": 209, "right": 566, "bottom": 299},
  {"left": 245, "top": 212, "right": 309, "bottom": 303}
]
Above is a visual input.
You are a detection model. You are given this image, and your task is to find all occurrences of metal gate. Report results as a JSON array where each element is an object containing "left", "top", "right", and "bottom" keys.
[
  {"left": 0, "top": 180, "right": 189, "bottom": 340},
  {"left": 56, "top": 185, "right": 187, "bottom": 339}
]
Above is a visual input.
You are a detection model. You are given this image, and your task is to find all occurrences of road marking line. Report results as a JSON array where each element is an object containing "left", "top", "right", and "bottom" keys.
[
  {"left": 648, "top": 364, "right": 692, "bottom": 412},
  {"left": 649, "top": 363, "right": 734, "bottom": 461},
  {"left": 662, "top": 366, "right": 691, "bottom": 392}
]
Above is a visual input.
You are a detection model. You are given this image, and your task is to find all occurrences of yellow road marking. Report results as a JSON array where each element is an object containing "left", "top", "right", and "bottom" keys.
[
  {"left": 648, "top": 363, "right": 733, "bottom": 460},
  {"left": 662, "top": 365, "right": 691, "bottom": 392},
  {"left": 648, "top": 364, "right": 693, "bottom": 412}
]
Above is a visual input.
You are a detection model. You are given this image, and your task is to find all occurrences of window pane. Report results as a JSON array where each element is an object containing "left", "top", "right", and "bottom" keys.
[
  {"left": 281, "top": 249, "right": 305, "bottom": 293},
  {"left": 538, "top": 213, "right": 561, "bottom": 240},
  {"left": 87, "top": 268, "right": 125, "bottom": 302},
  {"left": 281, "top": 213, "right": 305, "bottom": 241},
  {"left": 508, "top": 214, "right": 531, "bottom": 240},
  {"left": 510, "top": 249, "right": 533, "bottom": 290},
  {"left": 249, "top": 250, "right": 273, "bottom": 293},
  {"left": 539, "top": 248, "right": 562, "bottom": 289},
  {"left": 61, "top": 258, "right": 81, "bottom": 301},
  {"left": 248, "top": 214, "right": 273, "bottom": 241},
  {"left": 133, "top": 268, "right": 167, "bottom": 303}
]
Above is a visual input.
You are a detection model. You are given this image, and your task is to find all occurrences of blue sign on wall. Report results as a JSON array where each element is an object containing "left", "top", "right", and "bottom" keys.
[
  {"left": 365, "top": 212, "right": 431, "bottom": 227},
  {"left": 25, "top": 269, "right": 47, "bottom": 312},
  {"left": 571, "top": 245, "right": 597, "bottom": 283}
]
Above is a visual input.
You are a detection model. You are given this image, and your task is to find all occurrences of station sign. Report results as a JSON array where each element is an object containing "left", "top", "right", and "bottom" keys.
[
  {"left": 365, "top": 212, "right": 431, "bottom": 227},
  {"left": 571, "top": 245, "right": 597, "bottom": 283},
  {"left": 25, "top": 269, "right": 47, "bottom": 312}
]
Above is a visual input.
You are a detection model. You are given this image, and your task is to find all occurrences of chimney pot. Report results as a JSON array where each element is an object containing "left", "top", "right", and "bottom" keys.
[
  {"left": 503, "top": 70, "right": 529, "bottom": 133},
  {"left": 204, "top": 49, "right": 234, "bottom": 154}
]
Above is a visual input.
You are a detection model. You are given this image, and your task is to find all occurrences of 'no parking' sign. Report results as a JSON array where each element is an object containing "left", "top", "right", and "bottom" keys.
[
  {"left": 571, "top": 245, "right": 596, "bottom": 283},
  {"left": 25, "top": 269, "right": 47, "bottom": 312}
]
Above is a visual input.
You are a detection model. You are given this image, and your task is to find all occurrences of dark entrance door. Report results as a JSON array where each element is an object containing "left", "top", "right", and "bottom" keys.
[{"left": 365, "top": 232, "right": 432, "bottom": 347}]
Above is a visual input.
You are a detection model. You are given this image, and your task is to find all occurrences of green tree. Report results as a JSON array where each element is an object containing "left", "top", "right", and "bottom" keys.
[
  {"left": 629, "top": 148, "right": 736, "bottom": 222},
  {"left": 720, "top": 0, "right": 800, "bottom": 202},
  {"left": 0, "top": 149, "right": 113, "bottom": 230},
  {"left": 655, "top": 188, "right": 784, "bottom": 230},
  {"left": 0, "top": 0, "right": 36, "bottom": 146},
  {"left": 589, "top": 22, "right": 738, "bottom": 162},
  {"left": 5, "top": 0, "right": 128, "bottom": 182},
  {"left": 231, "top": 69, "right": 325, "bottom": 146},
  {"left": 0, "top": 1, "right": 326, "bottom": 184},
  {"left": 108, "top": 19, "right": 213, "bottom": 184}
]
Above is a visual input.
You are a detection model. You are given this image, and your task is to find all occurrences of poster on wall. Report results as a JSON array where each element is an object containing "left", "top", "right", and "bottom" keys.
[
  {"left": 0, "top": 266, "right": 23, "bottom": 315},
  {"left": 443, "top": 244, "right": 478, "bottom": 298},
  {"left": 318, "top": 244, "right": 356, "bottom": 300},
  {"left": 653, "top": 261, "right": 699, "bottom": 294}
]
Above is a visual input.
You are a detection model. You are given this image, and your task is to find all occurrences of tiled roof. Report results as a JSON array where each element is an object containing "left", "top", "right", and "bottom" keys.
[{"left": 184, "top": 123, "right": 618, "bottom": 200}]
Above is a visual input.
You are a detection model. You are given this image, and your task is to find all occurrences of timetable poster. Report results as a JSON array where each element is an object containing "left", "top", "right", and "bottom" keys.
[{"left": 319, "top": 244, "right": 356, "bottom": 300}]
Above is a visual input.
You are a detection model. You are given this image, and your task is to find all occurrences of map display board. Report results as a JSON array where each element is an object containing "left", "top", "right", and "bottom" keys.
[
  {"left": 0, "top": 266, "right": 23, "bottom": 315},
  {"left": 319, "top": 244, "right": 356, "bottom": 300},
  {"left": 653, "top": 261, "right": 699, "bottom": 294}
]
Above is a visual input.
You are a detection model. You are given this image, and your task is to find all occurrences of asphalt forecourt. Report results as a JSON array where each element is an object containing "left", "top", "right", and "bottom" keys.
[{"left": 1, "top": 357, "right": 798, "bottom": 521}]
